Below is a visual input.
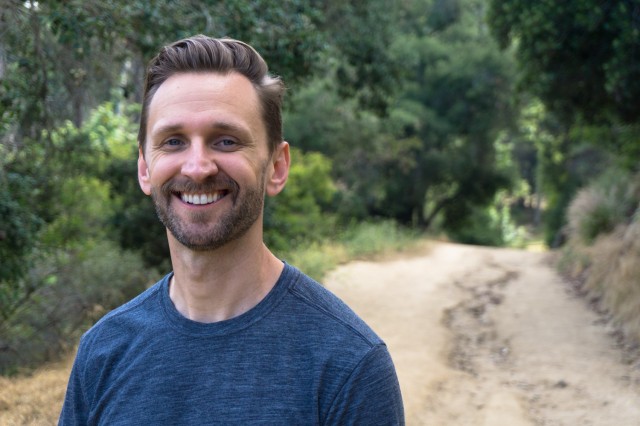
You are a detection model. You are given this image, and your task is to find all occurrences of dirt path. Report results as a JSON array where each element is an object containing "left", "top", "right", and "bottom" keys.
[{"left": 324, "top": 241, "right": 640, "bottom": 425}]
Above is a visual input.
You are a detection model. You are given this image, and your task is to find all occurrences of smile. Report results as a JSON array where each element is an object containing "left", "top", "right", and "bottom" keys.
[{"left": 179, "top": 191, "right": 227, "bottom": 205}]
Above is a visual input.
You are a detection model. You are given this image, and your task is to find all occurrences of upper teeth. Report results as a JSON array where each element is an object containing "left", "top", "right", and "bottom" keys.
[{"left": 181, "top": 192, "right": 223, "bottom": 205}]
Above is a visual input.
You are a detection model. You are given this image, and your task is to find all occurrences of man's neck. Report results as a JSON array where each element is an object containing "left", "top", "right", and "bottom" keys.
[{"left": 167, "top": 233, "right": 284, "bottom": 323}]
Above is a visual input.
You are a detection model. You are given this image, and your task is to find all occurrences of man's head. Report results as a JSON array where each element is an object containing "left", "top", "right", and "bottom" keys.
[{"left": 138, "top": 35, "right": 285, "bottom": 155}]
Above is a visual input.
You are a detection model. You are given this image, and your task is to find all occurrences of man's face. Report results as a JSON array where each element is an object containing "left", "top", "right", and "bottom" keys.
[{"left": 137, "top": 72, "right": 283, "bottom": 251}]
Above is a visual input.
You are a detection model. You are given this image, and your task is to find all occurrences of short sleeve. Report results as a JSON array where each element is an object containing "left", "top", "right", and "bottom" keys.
[
  {"left": 58, "top": 346, "right": 90, "bottom": 425},
  {"left": 324, "top": 344, "right": 405, "bottom": 425}
]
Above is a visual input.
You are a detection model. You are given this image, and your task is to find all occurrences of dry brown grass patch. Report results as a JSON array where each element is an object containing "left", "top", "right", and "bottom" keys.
[
  {"left": 0, "top": 355, "right": 73, "bottom": 425},
  {"left": 586, "top": 220, "right": 640, "bottom": 343}
]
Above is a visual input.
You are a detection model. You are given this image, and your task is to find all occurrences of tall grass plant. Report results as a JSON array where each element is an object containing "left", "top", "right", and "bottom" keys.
[
  {"left": 560, "top": 170, "right": 640, "bottom": 344},
  {"left": 280, "top": 220, "right": 421, "bottom": 282},
  {"left": 584, "top": 219, "right": 640, "bottom": 342}
]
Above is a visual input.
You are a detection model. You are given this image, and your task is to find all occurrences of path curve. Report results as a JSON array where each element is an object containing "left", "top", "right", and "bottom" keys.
[{"left": 324, "top": 241, "right": 640, "bottom": 425}]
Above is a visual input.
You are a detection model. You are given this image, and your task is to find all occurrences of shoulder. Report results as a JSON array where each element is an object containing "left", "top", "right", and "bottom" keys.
[
  {"left": 280, "top": 265, "right": 405, "bottom": 424},
  {"left": 79, "top": 274, "right": 169, "bottom": 347},
  {"left": 282, "top": 264, "right": 384, "bottom": 348}
]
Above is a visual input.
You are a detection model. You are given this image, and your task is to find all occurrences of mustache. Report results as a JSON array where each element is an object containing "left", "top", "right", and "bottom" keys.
[{"left": 160, "top": 175, "right": 238, "bottom": 195}]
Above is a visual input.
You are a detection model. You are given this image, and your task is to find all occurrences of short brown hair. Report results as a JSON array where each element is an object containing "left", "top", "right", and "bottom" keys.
[{"left": 138, "top": 35, "right": 285, "bottom": 153}]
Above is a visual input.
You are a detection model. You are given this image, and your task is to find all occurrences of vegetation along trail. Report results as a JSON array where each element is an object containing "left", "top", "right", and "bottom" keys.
[
  {"left": 325, "top": 241, "right": 640, "bottom": 425},
  {"left": 2, "top": 241, "right": 640, "bottom": 425}
]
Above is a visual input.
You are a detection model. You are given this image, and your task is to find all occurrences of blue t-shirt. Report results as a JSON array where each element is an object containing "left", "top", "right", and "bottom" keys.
[{"left": 59, "top": 264, "right": 404, "bottom": 425}]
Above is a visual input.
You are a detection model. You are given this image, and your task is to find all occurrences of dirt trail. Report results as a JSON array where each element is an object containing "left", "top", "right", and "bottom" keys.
[{"left": 324, "top": 241, "right": 640, "bottom": 426}]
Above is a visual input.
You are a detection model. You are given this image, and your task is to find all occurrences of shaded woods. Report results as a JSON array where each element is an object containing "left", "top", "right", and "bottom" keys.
[{"left": 1, "top": 0, "right": 639, "bottom": 373}]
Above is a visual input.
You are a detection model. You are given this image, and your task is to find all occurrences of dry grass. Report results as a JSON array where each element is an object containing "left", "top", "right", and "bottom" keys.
[
  {"left": 585, "top": 220, "right": 640, "bottom": 342},
  {"left": 0, "top": 354, "right": 73, "bottom": 425},
  {"left": 560, "top": 171, "right": 640, "bottom": 345},
  {"left": 566, "top": 186, "right": 606, "bottom": 239}
]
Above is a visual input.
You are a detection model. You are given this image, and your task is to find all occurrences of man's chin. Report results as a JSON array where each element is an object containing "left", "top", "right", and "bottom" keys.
[
  {"left": 178, "top": 239, "right": 226, "bottom": 252},
  {"left": 168, "top": 228, "right": 227, "bottom": 252}
]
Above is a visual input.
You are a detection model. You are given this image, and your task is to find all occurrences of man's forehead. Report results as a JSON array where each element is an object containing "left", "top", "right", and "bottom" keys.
[
  {"left": 145, "top": 71, "right": 267, "bottom": 146},
  {"left": 148, "top": 72, "right": 261, "bottom": 119},
  {"left": 155, "top": 71, "right": 256, "bottom": 95}
]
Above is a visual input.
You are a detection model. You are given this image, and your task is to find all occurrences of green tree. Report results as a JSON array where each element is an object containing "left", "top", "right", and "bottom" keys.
[
  {"left": 486, "top": 0, "right": 640, "bottom": 244},
  {"left": 488, "top": 0, "right": 640, "bottom": 125},
  {"left": 285, "top": 0, "right": 520, "bottom": 236},
  {"left": 383, "top": 0, "right": 517, "bottom": 230}
]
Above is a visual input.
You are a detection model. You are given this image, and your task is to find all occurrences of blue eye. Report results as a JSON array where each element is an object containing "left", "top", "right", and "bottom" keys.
[
  {"left": 215, "top": 138, "right": 238, "bottom": 149},
  {"left": 166, "top": 138, "right": 183, "bottom": 146}
]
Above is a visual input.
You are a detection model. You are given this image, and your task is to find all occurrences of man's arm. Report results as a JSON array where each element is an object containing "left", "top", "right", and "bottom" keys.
[
  {"left": 324, "top": 344, "right": 405, "bottom": 425},
  {"left": 58, "top": 351, "right": 89, "bottom": 425}
]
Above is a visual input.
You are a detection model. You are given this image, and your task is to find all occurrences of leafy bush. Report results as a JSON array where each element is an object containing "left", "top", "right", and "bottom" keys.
[
  {"left": 0, "top": 170, "right": 42, "bottom": 284},
  {"left": 445, "top": 191, "right": 528, "bottom": 247},
  {"left": 0, "top": 240, "right": 160, "bottom": 374},
  {"left": 567, "top": 170, "right": 639, "bottom": 244},
  {"left": 283, "top": 242, "right": 348, "bottom": 282},
  {"left": 264, "top": 148, "right": 337, "bottom": 253},
  {"left": 280, "top": 220, "right": 419, "bottom": 282},
  {"left": 339, "top": 220, "right": 418, "bottom": 259}
]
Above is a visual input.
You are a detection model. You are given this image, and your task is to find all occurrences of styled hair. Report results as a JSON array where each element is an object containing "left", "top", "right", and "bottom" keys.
[{"left": 138, "top": 35, "right": 285, "bottom": 153}]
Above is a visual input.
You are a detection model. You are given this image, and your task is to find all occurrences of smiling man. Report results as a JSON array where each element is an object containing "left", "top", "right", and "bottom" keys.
[{"left": 59, "top": 35, "right": 404, "bottom": 425}]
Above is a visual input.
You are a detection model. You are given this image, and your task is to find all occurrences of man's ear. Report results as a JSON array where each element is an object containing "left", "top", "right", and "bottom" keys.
[
  {"left": 137, "top": 148, "right": 152, "bottom": 196},
  {"left": 266, "top": 141, "right": 290, "bottom": 197}
]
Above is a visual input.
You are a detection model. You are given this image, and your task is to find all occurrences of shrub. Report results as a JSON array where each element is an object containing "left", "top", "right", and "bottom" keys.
[
  {"left": 340, "top": 220, "right": 418, "bottom": 259},
  {"left": 283, "top": 242, "right": 347, "bottom": 282},
  {"left": 584, "top": 217, "right": 640, "bottom": 343},
  {"left": 0, "top": 240, "right": 160, "bottom": 374},
  {"left": 567, "top": 170, "right": 638, "bottom": 244},
  {"left": 446, "top": 194, "right": 528, "bottom": 248},
  {"left": 280, "top": 220, "right": 420, "bottom": 282},
  {"left": 264, "top": 148, "right": 337, "bottom": 253}
]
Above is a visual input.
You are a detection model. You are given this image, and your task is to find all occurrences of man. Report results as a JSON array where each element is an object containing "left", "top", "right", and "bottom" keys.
[{"left": 59, "top": 35, "right": 404, "bottom": 425}]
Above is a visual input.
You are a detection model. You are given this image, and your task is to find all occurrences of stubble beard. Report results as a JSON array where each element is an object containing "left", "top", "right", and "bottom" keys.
[{"left": 150, "top": 171, "right": 266, "bottom": 252}]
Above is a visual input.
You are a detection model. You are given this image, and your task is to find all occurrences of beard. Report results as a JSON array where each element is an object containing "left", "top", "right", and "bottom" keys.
[{"left": 150, "top": 170, "right": 266, "bottom": 251}]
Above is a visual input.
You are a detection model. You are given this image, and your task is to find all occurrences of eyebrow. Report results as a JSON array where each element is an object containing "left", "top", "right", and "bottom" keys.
[{"left": 151, "top": 121, "right": 253, "bottom": 140}]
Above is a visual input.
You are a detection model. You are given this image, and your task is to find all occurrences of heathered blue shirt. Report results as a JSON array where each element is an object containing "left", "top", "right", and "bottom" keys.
[{"left": 59, "top": 263, "right": 404, "bottom": 425}]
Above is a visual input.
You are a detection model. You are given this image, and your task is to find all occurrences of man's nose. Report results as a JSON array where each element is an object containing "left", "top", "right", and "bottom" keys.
[{"left": 181, "top": 143, "right": 219, "bottom": 181}]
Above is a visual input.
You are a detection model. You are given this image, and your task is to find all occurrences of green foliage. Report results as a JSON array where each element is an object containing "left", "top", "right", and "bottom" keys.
[
  {"left": 7, "top": 0, "right": 625, "bottom": 373},
  {"left": 264, "top": 148, "right": 337, "bottom": 253},
  {"left": 281, "top": 220, "right": 420, "bottom": 282},
  {"left": 487, "top": 1, "right": 640, "bottom": 246},
  {"left": 447, "top": 205, "right": 506, "bottom": 246},
  {"left": 285, "top": 78, "right": 414, "bottom": 221},
  {"left": 321, "top": 1, "right": 403, "bottom": 114},
  {"left": 282, "top": 242, "right": 347, "bottom": 283},
  {"left": 0, "top": 169, "right": 42, "bottom": 284},
  {"left": 40, "top": 176, "right": 113, "bottom": 248},
  {"left": 567, "top": 170, "right": 640, "bottom": 244},
  {"left": 0, "top": 102, "right": 161, "bottom": 372},
  {"left": 286, "top": 2, "right": 519, "bottom": 233},
  {"left": 339, "top": 220, "right": 419, "bottom": 259},
  {"left": 0, "top": 240, "right": 159, "bottom": 374},
  {"left": 105, "top": 155, "right": 171, "bottom": 270},
  {"left": 487, "top": 0, "right": 640, "bottom": 125},
  {"left": 446, "top": 193, "right": 527, "bottom": 247},
  {"left": 384, "top": 4, "right": 518, "bottom": 230}
]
